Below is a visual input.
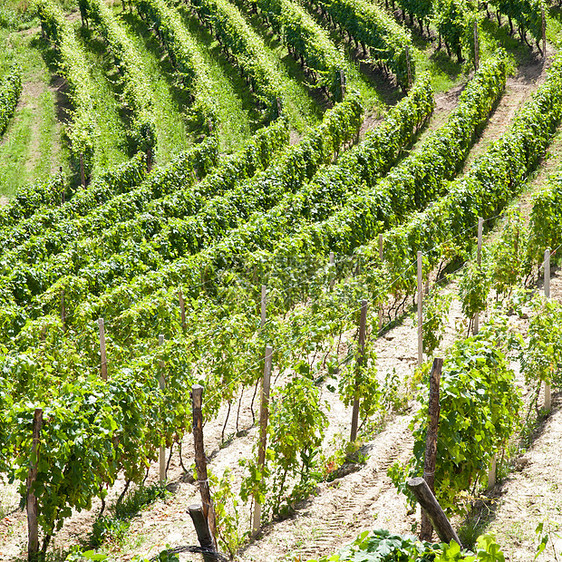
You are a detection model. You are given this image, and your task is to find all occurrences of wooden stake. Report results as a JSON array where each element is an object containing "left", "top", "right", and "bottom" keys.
[
  {"left": 80, "top": 154, "right": 85, "bottom": 188},
  {"left": 473, "top": 20, "right": 479, "bottom": 70},
  {"left": 329, "top": 252, "right": 335, "bottom": 290},
  {"left": 544, "top": 249, "right": 552, "bottom": 411},
  {"left": 407, "top": 477, "right": 462, "bottom": 546},
  {"left": 474, "top": 217, "right": 483, "bottom": 335},
  {"left": 405, "top": 45, "right": 412, "bottom": 89},
  {"left": 350, "top": 300, "right": 368, "bottom": 442},
  {"left": 27, "top": 408, "right": 43, "bottom": 562},
  {"left": 487, "top": 454, "right": 497, "bottom": 490},
  {"left": 420, "top": 358, "right": 443, "bottom": 541},
  {"left": 417, "top": 251, "right": 423, "bottom": 366},
  {"left": 339, "top": 68, "right": 346, "bottom": 99},
  {"left": 542, "top": 7, "right": 547, "bottom": 59},
  {"left": 98, "top": 318, "right": 107, "bottom": 380},
  {"left": 252, "top": 345, "right": 273, "bottom": 537},
  {"left": 61, "top": 290, "right": 66, "bottom": 331},
  {"left": 378, "top": 234, "right": 384, "bottom": 331},
  {"left": 179, "top": 289, "right": 186, "bottom": 331},
  {"left": 188, "top": 504, "right": 221, "bottom": 562},
  {"left": 191, "top": 385, "right": 218, "bottom": 549},
  {"left": 260, "top": 285, "right": 267, "bottom": 327},
  {"left": 159, "top": 334, "right": 166, "bottom": 483},
  {"left": 60, "top": 166, "right": 65, "bottom": 205}
]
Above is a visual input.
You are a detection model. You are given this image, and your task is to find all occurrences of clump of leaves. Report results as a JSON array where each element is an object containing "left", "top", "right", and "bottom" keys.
[
  {"left": 390, "top": 318, "right": 522, "bottom": 515},
  {"left": 307, "top": 529, "right": 506, "bottom": 561}
]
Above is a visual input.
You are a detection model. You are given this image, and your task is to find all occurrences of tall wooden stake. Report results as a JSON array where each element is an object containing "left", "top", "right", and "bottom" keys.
[
  {"left": 473, "top": 20, "right": 479, "bottom": 70},
  {"left": 191, "top": 385, "right": 218, "bottom": 549},
  {"left": 420, "top": 358, "right": 443, "bottom": 541},
  {"left": 487, "top": 455, "right": 497, "bottom": 490},
  {"left": 260, "top": 285, "right": 267, "bottom": 327},
  {"left": 407, "top": 477, "right": 462, "bottom": 546},
  {"left": 178, "top": 289, "right": 186, "bottom": 331},
  {"left": 542, "top": 7, "right": 547, "bottom": 59},
  {"left": 188, "top": 505, "right": 220, "bottom": 562},
  {"left": 329, "top": 252, "right": 335, "bottom": 290},
  {"left": 80, "top": 154, "right": 86, "bottom": 188},
  {"left": 417, "top": 251, "right": 423, "bottom": 366},
  {"left": 27, "top": 408, "right": 43, "bottom": 562},
  {"left": 378, "top": 234, "right": 384, "bottom": 331},
  {"left": 252, "top": 345, "right": 273, "bottom": 537},
  {"left": 159, "top": 334, "right": 166, "bottom": 482},
  {"left": 61, "top": 290, "right": 66, "bottom": 330},
  {"left": 405, "top": 45, "right": 412, "bottom": 89},
  {"left": 350, "top": 300, "right": 368, "bottom": 442},
  {"left": 98, "top": 318, "right": 107, "bottom": 380},
  {"left": 474, "top": 217, "right": 483, "bottom": 335},
  {"left": 544, "top": 249, "right": 552, "bottom": 411}
]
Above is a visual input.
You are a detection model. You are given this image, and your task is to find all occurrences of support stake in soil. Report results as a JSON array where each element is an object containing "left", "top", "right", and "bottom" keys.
[
  {"left": 407, "top": 477, "right": 462, "bottom": 546},
  {"left": 191, "top": 385, "right": 218, "bottom": 548},
  {"left": 544, "top": 248, "right": 551, "bottom": 411},
  {"left": 98, "top": 318, "right": 107, "bottom": 380},
  {"left": 27, "top": 408, "right": 43, "bottom": 562},
  {"left": 420, "top": 357, "right": 443, "bottom": 541},
  {"left": 252, "top": 344, "right": 273, "bottom": 537},
  {"left": 417, "top": 251, "right": 423, "bottom": 366},
  {"left": 350, "top": 300, "right": 368, "bottom": 442},
  {"left": 188, "top": 504, "right": 222, "bottom": 562},
  {"left": 159, "top": 334, "right": 166, "bottom": 483},
  {"left": 474, "top": 217, "right": 483, "bottom": 335}
]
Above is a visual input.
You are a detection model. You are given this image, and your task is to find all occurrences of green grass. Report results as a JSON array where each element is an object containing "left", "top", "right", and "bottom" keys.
[
  {"left": 33, "top": 86, "right": 58, "bottom": 179},
  {"left": 0, "top": 26, "right": 66, "bottom": 198},
  {"left": 176, "top": 7, "right": 262, "bottom": 152},
  {"left": 76, "top": 29, "right": 130, "bottom": 175},
  {"left": 118, "top": 11, "right": 193, "bottom": 165},
  {"left": 204, "top": 6, "right": 323, "bottom": 132},
  {"left": 242, "top": 22, "right": 324, "bottom": 131}
]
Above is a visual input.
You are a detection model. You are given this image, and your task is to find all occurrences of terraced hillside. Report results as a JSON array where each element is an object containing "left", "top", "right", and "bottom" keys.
[{"left": 1, "top": 0, "right": 562, "bottom": 561}]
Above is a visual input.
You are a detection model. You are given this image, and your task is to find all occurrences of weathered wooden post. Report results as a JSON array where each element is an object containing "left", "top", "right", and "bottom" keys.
[
  {"left": 405, "top": 45, "right": 412, "bottom": 89},
  {"left": 473, "top": 20, "right": 479, "bottom": 70},
  {"left": 178, "top": 289, "right": 186, "bottom": 331},
  {"left": 544, "top": 249, "right": 552, "bottom": 411},
  {"left": 487, "top": 455, "right": 497, "bottom": 490},
  {"left": 252, "top": 344, "right": 273, "bottom": 537},
  {"left": 27, "top": 408, "right": 43, "bottom": 562},
  {"left": 339, "top": 68, "right": 346, "bottom": 99},
  {"left": 350, "top": 300, "right": 368, "bottom": 442},
  {"left": 261, "top": 284, "right": 267, "bottom": 328},
  {"left": 542, "top": 7, "right": 547, "bottom": 59},
  {"left": 80, "top": 154, "right": 86, "bottom": 188},
  {"left": 417, "top": 251, "right": 423, "bottom": 366},
  {"left": 61, "top": 289, "right": 66, "bottom": 331},
  {"left": 191, "top": 385, "right": 218, "bottom": 548},
  {"left": 329, "top": 252, "right": 335, "bottom": 290},
  {"left": 420, "top": 358, "right": 443, "bottom": 541},
  {"left": 474, "top": 217, "right": 483, "bottom": 335},
  {"left": 159, "top": 334, "right": 166, "bottom": 482},
  {"left": 98, "top": 318, "right": 107, "bottom": 380},
  {"left": 378, "top": 234, "right": 384, "bottom": 331},
  {"left": 188, "top": 505, "right": 220, "bottom": 562},
  {"left": 407, "top": 477, "right": 462, "bottom": 546}
]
